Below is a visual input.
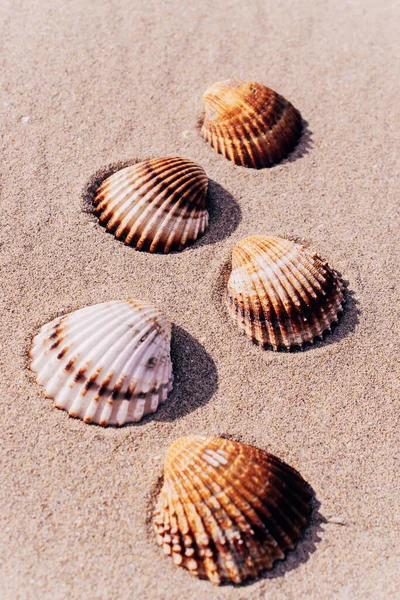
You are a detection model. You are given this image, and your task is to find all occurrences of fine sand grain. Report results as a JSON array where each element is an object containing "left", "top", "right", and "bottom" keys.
[{"left": 0, "top": 0, "right": 399, "bottom": 598}]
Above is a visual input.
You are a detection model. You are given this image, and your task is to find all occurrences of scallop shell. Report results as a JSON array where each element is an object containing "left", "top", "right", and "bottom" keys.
[
  {"left": 29, "top": 300, "right": 173, "bottom": 426},
  {"left": 93, "top": 157, "right": 209, "bottom": 252},
  {"left": 153, "top": 435, "right": 312, "bottom": 584},
  {"left": 201, "top": 79, "right": 302, "bottom": 168},
  {"left": 226, "top": 235, "right": 344, "bottom": 350}
]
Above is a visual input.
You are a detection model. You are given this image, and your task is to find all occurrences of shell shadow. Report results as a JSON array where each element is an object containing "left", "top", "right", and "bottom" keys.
[
  {"left": 281, "top": 118, "right": 313, "bottom": 166},
  {"left": 81, "top": 164, "right": 241, "bottom": 251},
  {"left": 152, "top": 324, "right": 218, "bottom": 422},
  {"left": 235, "top": 494, "right": 324, "bottom": 587},
  {"left": 192, "top": 179, "right": 242, "bottom": 250}
]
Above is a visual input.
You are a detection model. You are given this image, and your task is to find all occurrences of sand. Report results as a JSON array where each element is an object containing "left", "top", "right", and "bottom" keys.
[{"left": 0, "top": 0, "right": 399, "bottom": 598}]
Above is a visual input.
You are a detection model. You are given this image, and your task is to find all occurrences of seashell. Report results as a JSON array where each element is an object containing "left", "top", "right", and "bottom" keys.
[
  {"left": 201, "top": 79, "right": 302, "bottom": 168},
  {"left": 93, "top": 157, "right": 209, "bottom": 252},
  {"left": 153, "top": 435, "right": 312, "bottom": 584},
  {"left": 226, "top": 235, "right": 344, "bottom": 350},
  {"left": 29, "top": 300, "right": 173, "bottom": 426}
]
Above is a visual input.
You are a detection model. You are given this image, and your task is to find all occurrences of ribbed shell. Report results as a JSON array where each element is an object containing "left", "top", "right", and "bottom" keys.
[
  {"left": 93, "top": 157, "right": 209, "bottom": 252},
  {"left": 226, "top": 236, "right": 344, "bottom": 350},
  {"left": 201, "top": 79, "right": 302, "bottom": 168},
  {"left": 154, "top": 435, "right": 312, "bottom": 584},
  {"left": 29, "top": 300, "right": 173, "bottom": 426}
]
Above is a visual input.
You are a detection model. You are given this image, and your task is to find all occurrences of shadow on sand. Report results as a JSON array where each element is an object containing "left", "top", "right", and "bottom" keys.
[
  {"left": 147, "top": 324, "right": 218, "bottom": 423},
  {"left": 281, "top": 118, "right": 313, "bottom": 166}
]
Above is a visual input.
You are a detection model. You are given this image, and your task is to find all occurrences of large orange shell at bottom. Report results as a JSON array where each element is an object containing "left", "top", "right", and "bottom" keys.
[{"left": 153, "top": 435, "right": 312, "bottom": 584}]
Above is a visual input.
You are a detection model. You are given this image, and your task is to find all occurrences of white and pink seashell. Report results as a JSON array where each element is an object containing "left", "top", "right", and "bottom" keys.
[{"left": 29, "top": 300, "right": 173, "bottom": 426}]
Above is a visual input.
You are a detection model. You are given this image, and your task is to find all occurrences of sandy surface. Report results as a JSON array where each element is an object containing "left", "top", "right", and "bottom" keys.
[{"left": 1, "top": 0, "right": 399, "bottom": 598}]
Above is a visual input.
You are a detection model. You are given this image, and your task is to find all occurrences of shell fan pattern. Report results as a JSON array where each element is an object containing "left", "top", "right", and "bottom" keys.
[
  {"left": 29, "top": 300, "right": 173, "bottom": 426},
  {"left": 154, "top": 435, "right": 312, "bottom": 584},
  {"left": 201, "top": 79, "right": 302, "bottom": 168},
  {"left": 93, "top": 157, "right": 209, "bottom": 252},
  {"left": 226, "top": 235, "right": 344, "bottom": 350}
]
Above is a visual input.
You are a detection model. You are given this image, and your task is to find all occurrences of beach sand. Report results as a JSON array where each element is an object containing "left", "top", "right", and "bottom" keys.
[{"left": 0, "top": 0, "right": 399, "bottom": 598}]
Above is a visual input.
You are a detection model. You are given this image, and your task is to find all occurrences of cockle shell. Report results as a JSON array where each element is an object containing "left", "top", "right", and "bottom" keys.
[
  {"left": 226, "top": 236, "right": 344, "bottom": 350},
  {"left": 201, "top": 79, "right": 302, "bottom": 168},
  {"left": 154, "top": 435, "right": 312, "bottom": 584},
  {"left": 29, "top": 300, "right": 173, "bottom": 426},
  {"left": 93, "top": 157, "right": 209, "bottom": 252}
]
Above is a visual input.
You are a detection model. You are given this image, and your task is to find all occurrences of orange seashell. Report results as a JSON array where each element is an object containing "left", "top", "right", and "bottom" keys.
[
  {"left": 153, "top": 435, "right": 312, "bottom": 584},
  {"left": 226, "top": 235, "right": 344, "bottom": 350},
  {"left": 201, "top": 79, "right": 302, "bottom": 168},
  {"left": 93, "top": 157, "right": 209, "bottom": 252}
]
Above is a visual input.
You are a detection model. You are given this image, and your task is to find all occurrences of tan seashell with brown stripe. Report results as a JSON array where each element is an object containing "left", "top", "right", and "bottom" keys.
[
  {"left": 201, "top": 79, "right": 302, "bottom": 168},
  {"left": 226, "top": 235, "right": 344, "bottom": 350},
  {"left": 29, "top": 300, "right": 173, "bottom": 426},
  {"left": 93, "top": 157, "right": 209, "bottom": 252},
  {"left": 153, "top": 435, "right": 312, "bottom": 584}
]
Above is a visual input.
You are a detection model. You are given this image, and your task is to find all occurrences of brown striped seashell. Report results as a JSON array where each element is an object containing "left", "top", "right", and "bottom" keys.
[
  {"left": 93, "top": 157, "right": 209, "bottom": 252},
  {"left": 201, "top": 79, "right": 302, "bottom": 168},
  {"left": 153, "top": 435, "right": 312, "bottom": 584},
  {"left": 29, "top": 300, "right": 173, "bottom": 426},
  {"left": 226, "top": 235, "right": 344, "bottom": 350}
]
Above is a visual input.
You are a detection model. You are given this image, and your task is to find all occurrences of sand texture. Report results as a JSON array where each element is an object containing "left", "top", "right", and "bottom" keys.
[{"left": 0, "top": 0, "right": 399, "bottom": 598}]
